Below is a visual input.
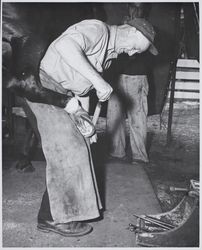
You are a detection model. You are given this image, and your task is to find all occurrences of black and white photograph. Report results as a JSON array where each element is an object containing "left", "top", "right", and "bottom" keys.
[{"left": 1, "top": 0, "right": 200, "bottom": 247}]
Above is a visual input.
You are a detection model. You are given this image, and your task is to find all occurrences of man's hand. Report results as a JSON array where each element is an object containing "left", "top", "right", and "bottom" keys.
[
  {"left": 64, "top": 97, "right": 80, "bottom": 114},
  {"left": 90, "top": 134, "right": 97, "bottom": 144},
  {"left": 95, "top": 81, "right": 113, "bottom": 102}
]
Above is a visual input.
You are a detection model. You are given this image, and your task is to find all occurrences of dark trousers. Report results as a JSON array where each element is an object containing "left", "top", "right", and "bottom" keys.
[{"left": 37, "top": 189, "right": 53, "bottom": 222}]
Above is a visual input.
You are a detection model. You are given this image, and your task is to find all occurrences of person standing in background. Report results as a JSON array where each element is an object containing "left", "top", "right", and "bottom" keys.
[{"left": 106, "top": 3, "right": 157, "bottom": 164}]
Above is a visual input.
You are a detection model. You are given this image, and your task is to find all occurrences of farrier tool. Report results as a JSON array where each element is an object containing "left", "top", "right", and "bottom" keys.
[
  {"left": 92, "top": 101, "right": 102, "bottom": 125},
  {"left": 129, "top": 179, "right": 199, "bottom": 247},
  {"left": 133, "top": 214, "right": 175, "bottom": 230},
  {"left": 87, "top": 101, "right": 102, "bottom": 143}
]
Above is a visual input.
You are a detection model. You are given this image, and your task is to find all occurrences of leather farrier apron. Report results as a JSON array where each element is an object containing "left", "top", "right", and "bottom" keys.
[{"left": 26, "top": 70, "right": 102, "bottom": 223}]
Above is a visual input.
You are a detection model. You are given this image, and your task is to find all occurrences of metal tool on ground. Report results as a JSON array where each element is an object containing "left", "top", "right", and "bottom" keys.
[
  {"left": 128, "top": 223, "right": 150, "bottom": 233},
  {"left": 169, "top": 186, "right": 189, "bottom": 192},
  {"left": 130, "top": 179, "right": 199, "bottom": 247},
  {"left": 133, "top": 214, "right": 174, "bottom": 230},
  {"left": 170, "top": 179, "right": 199, "bottom": 197}
]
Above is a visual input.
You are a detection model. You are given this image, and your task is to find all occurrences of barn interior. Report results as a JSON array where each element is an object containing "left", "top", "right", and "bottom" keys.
[{"left": 2, "top": 2, "right": 199, "bottom": 247}]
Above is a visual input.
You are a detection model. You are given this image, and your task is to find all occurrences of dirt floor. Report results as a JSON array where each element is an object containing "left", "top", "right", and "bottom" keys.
[
  {"left": 147, "top": 103, "right": 199, "bottom": 212},
  {"left": 2, "top": 102, "right": 199, "bottom": 247}
]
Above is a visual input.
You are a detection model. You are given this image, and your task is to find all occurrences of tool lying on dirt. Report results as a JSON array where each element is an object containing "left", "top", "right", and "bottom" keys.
[
  {"left": 133, "top": 214, "right": 175, "bottom": 230},
  {"left": 169, "top": 186, "right": 189, "bottom": 192},
  {"left": 129, "top": 179, "right": 199, "bottom": 247},
  {"left": 170, "top": 179, "right": 199, "bottom": 197}
]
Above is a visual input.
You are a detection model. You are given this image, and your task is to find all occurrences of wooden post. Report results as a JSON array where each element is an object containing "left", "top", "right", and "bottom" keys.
[{"left": 166, "top": 60, "right": 177, "bottom": 145}]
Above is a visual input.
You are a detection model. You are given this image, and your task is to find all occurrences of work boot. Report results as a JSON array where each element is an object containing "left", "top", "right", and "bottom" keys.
[
  {"left": 37, "top": 220, "right": 93, "bottom": 237},
  {"left": 131, "top": 158, "right": 149, "bottom": 165},
  {"left": 107, "top": 154, "right": 130, "bottom": 163}
]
